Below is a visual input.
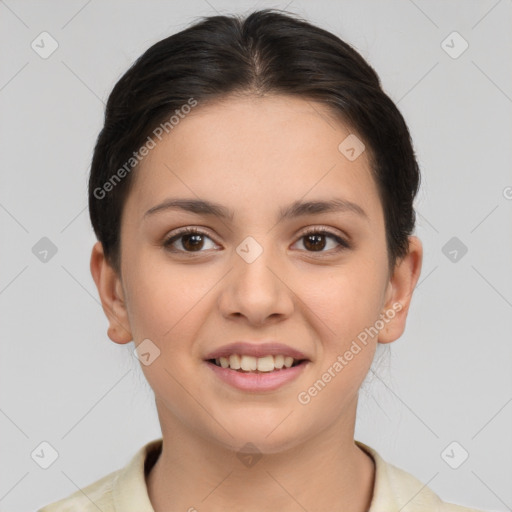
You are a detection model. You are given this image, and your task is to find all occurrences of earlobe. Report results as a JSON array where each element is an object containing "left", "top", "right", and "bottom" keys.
[
  {"left": 378, "top": 236, "right": 423, "bottom": 344},
  {"left": 90, "top": 241, "right": 133, "bottom": 344}
]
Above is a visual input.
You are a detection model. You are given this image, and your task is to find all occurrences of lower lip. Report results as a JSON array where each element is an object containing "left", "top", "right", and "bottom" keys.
[{"left": 206, "top": 361, "right": 309, "bottom": 392}]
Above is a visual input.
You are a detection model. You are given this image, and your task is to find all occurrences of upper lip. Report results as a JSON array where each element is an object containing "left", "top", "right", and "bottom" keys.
[{"left": 204, "top": 341, "right": 309, "bottom": 361}]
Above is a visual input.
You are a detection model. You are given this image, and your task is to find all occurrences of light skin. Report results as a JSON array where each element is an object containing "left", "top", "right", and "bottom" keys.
[{"left": 91, "top": 94, "right": 422, "bottom": 512}]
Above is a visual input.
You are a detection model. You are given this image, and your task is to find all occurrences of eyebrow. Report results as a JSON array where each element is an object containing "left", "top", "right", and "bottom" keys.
[{"left": 144, "top": 197, "right": 368, "bottom": 223}]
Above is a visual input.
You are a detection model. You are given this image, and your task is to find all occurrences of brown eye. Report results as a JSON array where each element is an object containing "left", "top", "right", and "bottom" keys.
[
  {"left": 163, "top": 228, "right": 217, "bottom": 253},
  {"left": 181, "top": 233, "right": 205, "bottom": 251},
  {"left": 163, "top": 227, "right": 349, "bottom": 255},
  {"left": 295, "top": 229, "right": 350, "bottom": 253},
  {"left": 303, "top": 233, "right": 327, "bottom": 251}
]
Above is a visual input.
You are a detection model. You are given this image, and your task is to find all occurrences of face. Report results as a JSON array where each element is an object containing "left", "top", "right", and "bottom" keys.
[{"left": 92, "top": 94, "right": 421, "bottom": 454}]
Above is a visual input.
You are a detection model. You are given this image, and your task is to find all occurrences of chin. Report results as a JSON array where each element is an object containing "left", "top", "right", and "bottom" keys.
[{"left": 208, "top": 414, "right": 308, "bottom": 455}]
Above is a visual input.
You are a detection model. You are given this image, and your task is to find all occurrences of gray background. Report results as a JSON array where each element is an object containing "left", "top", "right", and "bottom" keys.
[{"left": 1, "top": 1, "right": 511, "bottom": 511}]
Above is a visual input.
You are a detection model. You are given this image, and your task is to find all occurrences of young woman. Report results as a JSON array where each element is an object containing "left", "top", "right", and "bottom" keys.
[{"left": 38, "top": 9, "right": 484, "bottom": 512}]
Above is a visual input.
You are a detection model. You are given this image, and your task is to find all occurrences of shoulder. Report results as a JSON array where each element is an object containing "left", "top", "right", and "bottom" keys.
[
  {"left": 36, "top": 438, "right": 162, "bottom": 512},
  {"left": 37, "top": 469, "right": 119, "bottom": 512},
  {"left": 441, "top": 505, "right": 486, "bottom": 512},
  {"left": 355, "top": 440, "right": 487, "bottom": 512}
]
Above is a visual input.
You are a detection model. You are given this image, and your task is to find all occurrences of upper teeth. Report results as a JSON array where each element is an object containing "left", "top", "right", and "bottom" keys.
[{"left": 215, "top": 354, "right": 296, "bottom": 372}]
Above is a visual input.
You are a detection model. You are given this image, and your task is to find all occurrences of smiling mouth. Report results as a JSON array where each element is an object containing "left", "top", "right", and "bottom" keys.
[{"left": 207, "top": 354, "right": 307, "bottom": 373}]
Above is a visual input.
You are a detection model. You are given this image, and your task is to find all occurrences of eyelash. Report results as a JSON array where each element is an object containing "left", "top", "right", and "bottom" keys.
[{"left": 162, "top": 226, "right": 351, "bottom": 255}]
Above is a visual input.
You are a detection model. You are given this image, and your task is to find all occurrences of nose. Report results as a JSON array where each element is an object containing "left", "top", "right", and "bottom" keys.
[{"left": 217, "top": 240, "right": 294, "bottom": 326}]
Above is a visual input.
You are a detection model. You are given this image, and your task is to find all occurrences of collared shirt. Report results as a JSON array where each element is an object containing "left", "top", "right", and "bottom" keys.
[{"left": 37, "top": 438, "right": 484, "bottom": 511}]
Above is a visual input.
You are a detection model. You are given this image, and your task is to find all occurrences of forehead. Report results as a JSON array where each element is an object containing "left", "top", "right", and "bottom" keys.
[{"left": 124, "top": 94, "right": 382, "bottom": 224}]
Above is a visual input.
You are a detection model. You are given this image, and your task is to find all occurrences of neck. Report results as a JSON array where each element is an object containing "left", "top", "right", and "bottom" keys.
[{"left": 147, "top": 402, "right": 375, "bottom": 512}]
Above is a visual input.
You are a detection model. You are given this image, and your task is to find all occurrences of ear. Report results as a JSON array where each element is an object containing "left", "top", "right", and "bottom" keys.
[
  {"left": 378, "top": 236, "right": 423, "bottom": 344},
  {"left": 90, "top": 241, "right": 133, "bottom": 344}
]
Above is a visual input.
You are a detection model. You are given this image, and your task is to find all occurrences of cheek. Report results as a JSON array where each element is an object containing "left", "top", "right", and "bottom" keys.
[
  {"left": 302, "top": 260, "right": 387, "bottom": 347},
  {"left": 124, "top": 256, "right": 206, "bottom": 340},
  {"left": 125, "top": 265, "right": 210, "bottom": 404},
  {"left": 294, "top": 266, "right": 384, "bottom": 417}
]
